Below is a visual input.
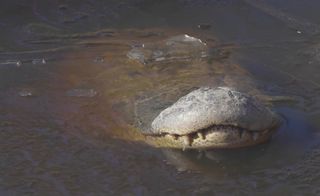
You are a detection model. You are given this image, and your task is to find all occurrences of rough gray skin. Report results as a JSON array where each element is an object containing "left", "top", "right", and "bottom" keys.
[
  {"left": 152, "top": 87, "right": 278, "bottom": 134},
  {"left": 148, "top": 87, "right": 281, "bottom": 149}
]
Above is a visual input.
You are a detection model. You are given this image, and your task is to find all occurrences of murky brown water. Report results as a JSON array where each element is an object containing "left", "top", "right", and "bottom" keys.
[{"left": 1, "top": 1, "right": 320, "bottom": 195}]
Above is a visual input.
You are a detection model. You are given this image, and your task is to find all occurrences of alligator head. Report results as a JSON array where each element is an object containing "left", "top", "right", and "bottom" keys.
[{"left": 144, "top": 87, "right": 281, "bottom": 149}]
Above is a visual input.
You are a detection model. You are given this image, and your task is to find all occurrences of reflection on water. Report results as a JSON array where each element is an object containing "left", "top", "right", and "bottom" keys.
[{"left": 1, "top": 0, "right": 320, "bottom": 195}]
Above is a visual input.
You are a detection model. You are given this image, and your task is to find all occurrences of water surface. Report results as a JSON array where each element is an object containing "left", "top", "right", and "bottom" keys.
[{"left": 1, "top": 1, "right": 320, "bottom": 195}]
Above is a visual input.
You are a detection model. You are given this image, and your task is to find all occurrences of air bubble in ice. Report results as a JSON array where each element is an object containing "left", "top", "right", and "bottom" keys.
[
  {"left": 32, "top": 58, "right": 46, "bottom": 65},
  {"left": 66, "top": 89, "right": 97, "bottom": 98}
]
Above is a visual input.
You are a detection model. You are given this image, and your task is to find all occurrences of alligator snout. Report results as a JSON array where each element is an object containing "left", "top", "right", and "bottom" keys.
[{"left": 146, "top": 87, "right": 281, "bottom": 149}]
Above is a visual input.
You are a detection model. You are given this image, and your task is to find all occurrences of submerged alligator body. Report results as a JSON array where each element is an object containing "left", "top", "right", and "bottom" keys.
[
  {"left": 125, "top": 32, "right": 281, "bottom": 150},
  {"left": 52, "top": 29, "right": 281, "bottom": 150}
]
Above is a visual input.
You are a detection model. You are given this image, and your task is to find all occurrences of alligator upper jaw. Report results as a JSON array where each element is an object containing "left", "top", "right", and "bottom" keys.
[
  {"left": 146, "top": 123, "right": 277, "bottom": 149},
  {"left": 147, "top": 87, "right": 281, "bottom": 149}
]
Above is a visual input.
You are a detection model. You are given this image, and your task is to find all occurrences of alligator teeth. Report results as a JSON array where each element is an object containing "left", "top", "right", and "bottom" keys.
[
  {"left": 197, "top": 132, "right": 205, "bottom": 140},
  {"left": 252, "top": 132, "right": 260, "bottom": 141},
  {"left": 182, "top": 135, "right": 192, "bottom": 147},
  {"left": 197, "top": 151, "right": 204, "bottom": 159},
  {"left": 238, "top": 129, "right": 244, "bottom": 138}
]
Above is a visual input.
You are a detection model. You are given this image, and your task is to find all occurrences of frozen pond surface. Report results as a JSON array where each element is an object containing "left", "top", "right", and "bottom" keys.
[{"left": 1, "top": 0, "right": 320, "bottom": 195}]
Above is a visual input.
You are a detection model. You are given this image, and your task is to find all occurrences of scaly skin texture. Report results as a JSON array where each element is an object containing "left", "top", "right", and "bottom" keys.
[{"left": 147, "top": 87, "right": 280, "bottom": 149}]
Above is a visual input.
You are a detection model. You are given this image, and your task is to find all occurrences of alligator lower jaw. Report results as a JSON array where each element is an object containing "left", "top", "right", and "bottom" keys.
[{"left": 146, "top": 124, "right": 275, "bottom": 150}]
